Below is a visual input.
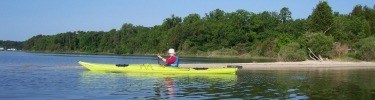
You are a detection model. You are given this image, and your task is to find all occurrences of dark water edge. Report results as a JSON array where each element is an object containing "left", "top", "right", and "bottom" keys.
[{"left": 0, "top": 51, "right": 374, "bottom": 99}]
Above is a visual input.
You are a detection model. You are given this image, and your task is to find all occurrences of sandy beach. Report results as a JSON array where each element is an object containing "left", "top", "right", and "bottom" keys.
[{"left": 180, "top": 61, "right": 375, "bottom": 70}]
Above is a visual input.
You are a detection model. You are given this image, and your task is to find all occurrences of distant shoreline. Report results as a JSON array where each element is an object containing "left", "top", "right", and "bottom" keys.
[{"left": 180, "top": 61, "right": 375, "bottom": 70}]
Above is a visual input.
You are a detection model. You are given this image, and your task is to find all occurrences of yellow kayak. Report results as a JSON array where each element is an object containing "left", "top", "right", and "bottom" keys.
[{"left": 78, "top": 61, "right": 238, "bottom": 74}]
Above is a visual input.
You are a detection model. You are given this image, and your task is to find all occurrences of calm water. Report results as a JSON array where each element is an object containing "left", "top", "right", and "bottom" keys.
[{"left": 0, "top": 51, "right": 374, "bottom": 99}]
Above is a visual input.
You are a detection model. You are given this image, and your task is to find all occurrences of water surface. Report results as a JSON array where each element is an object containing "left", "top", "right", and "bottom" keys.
[{"left": 0, "top": 51, "right": 374, "bottom": 99}]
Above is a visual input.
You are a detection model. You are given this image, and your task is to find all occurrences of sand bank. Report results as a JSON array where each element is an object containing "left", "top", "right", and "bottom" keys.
[{"left": 179, "top": 61, "right": 375, "bottom": 70}]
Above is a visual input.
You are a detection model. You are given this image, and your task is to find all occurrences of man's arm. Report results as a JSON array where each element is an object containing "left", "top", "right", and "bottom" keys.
[{"left": 157, "top": 54, "right": 166, "bottom": 62}]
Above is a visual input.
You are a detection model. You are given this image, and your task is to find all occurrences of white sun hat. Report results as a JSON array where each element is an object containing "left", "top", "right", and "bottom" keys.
[{"left": 168, "top": 48, "right": 175, "bottom": 54}]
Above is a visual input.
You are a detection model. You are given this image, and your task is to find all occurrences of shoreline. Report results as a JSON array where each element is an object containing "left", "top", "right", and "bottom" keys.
[
  {"left": 180, "top": 61, "right": 375, "bottom": 70},
  {"left": 5, "top": 51, "right": 375, "bottom": 70}
]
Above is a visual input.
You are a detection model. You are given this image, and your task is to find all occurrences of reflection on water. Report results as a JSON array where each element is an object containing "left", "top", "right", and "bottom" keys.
[
  {"left": 235, "top": 70, "right": 375, "bottom": 99},
  {"left": 80, "top": 69, "right": 375, "bottom": 99},
  {"left": 1, "top": 52, "right": 374, "bottom": 99},
  {"left": 80, "top": 71, "right": 237, "bottom": 99}
]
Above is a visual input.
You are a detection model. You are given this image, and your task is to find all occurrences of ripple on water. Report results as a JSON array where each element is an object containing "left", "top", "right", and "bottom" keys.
[{"left": 1, "top": 52, "right": 375, "bottom": 99}]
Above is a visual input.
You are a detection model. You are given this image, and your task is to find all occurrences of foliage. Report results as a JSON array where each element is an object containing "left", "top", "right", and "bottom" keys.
[
  {"left": 351, "top": 5, "right": 375, "bottom": 37},
  {"left": 354, "top": 37, "right": 375, "bottom": 61},
  {"left": 260, "top": 38, "right": 277, "bottom": 57},
  {"left": 0, "top": 40, "right": 23, "bottom": 50},
  {"left": 278, "top": 42, "right": 306, "bottom": 61},
  {"left": 308, "top": 1, "right": 334, "bottom": 35},
  {"left": 304, "top": 32, "right": 334, "bottom": 58},
  {"left": 332, "top": 15, "right": 371, "bottom": 44},
  {"left": 232, "top": 43, "right": 249, "bottom": 54},
  {"left": 351, "top": 5, "right": 364, "bottom": 16},
  {"left": 279, "top": 7, "right": 292, "bottom": 23}
]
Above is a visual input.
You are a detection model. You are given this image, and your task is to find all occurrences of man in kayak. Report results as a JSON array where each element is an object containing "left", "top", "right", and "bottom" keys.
[{"left": 157, "top": 48, "right": 178, "bottom": 67}]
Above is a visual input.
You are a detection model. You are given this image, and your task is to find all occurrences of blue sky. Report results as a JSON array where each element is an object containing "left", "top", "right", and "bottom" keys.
[{"left": 0, "top": 0, "right": 374, "bottom": 41}]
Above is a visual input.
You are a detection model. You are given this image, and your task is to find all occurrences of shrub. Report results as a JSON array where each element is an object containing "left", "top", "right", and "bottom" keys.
[
  {"left": 196, "top": 50, "right": 209, "bottom": 56},
  {"left": 261, "top": 38, "right": 277, "bottom": 57},
  {"left": 304, "top": 32, "right": 334, "bottom": 58},
  {"left": 354, "top": 37, "right": 375, "bottom": 61},
  {"left": 232, "top": 43, "right": 249, "bottom": 54},
  {"left": 332, "top": 42, "right": 349, "bottom": 57},
  {"left": 249, "top": 41, "right": 262, "bottom": 56},
  {"left": 278, "top": 42, "right": 306, "bottom": 61}
]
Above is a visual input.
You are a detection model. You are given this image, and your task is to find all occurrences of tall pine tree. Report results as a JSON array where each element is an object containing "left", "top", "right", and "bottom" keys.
[
  {"left": 279, "top": 7, "right": 292, "bottom": 23},
  {"left": 351, "top": 5, "right": 363, "bottom": 17},
  {"left": 308, "top": 1, "right": 334, "bottom": 35}
]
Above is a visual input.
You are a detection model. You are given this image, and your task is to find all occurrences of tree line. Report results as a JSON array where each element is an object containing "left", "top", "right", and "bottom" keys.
[
  {"left": 11, "top": 1, "right": 375, "bottom": 61},
  {"left": 0, "top": 40, "right": 23, "bottom": 50}
]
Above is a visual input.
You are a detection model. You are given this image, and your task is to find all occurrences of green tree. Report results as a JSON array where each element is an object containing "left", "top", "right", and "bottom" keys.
[
  {"left": 23, "top": 35, "right": 44, "bottom": 51},
  {"left": 363, "top": 6, "right": 375, "bottom": 36},
  {"left": 162, "top": 15, "right": 182, "bottom": 29},
  {"left": 279, "top": 7, "right": 292, "bottom": 23},
  {"left": 351, "top": 5, "right": 363, "bottom": 16},
  {"left": 276, "top": 7, "right": 295, "bottom": 35},
  {"left": 183, "top": 14, "right": 200, "bottom": 24},
  {"left": 99, "top": 29, "right": 115, "bottom": 53},
  {"left": 308, "top": 1, "right": 334, "bottom": 34},
  {"left": 354, "top": 37, "right": 375, "bottom": 61},
  {"left": 333, "top": 14, "right": 371, "bottom": 44},
  {"left": 205, "top": 9, "right": 226, "bottom": 21},
  {"left": 0, "top": 40, "right": 23, "bottom": 50},
  {"left": 250, "top": 11, "right": 279, "bottom": 33}
]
